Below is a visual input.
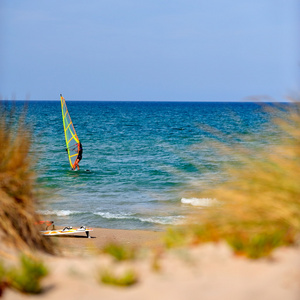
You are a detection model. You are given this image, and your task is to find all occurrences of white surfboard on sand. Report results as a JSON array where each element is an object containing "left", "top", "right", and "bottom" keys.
[{"left": 41, "top": 226, "right": 93, "bottom": 238}]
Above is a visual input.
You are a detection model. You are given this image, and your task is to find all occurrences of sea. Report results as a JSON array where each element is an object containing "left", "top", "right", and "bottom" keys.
[{"left": 12, "top": 101, "right": 286, "bottom": 231}]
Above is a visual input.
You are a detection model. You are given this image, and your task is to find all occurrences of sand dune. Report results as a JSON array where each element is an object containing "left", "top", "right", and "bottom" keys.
[{"left": 2, "top": 228, "right": 300, "bottom": 300}]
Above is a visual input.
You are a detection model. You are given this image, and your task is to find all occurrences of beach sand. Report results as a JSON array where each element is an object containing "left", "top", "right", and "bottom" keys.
[
  {"left": 51, "top": 227, "right": 164, "bottom": 255},
  {"left": 3, "top": 228, "right": 300, "bottom": 300}
]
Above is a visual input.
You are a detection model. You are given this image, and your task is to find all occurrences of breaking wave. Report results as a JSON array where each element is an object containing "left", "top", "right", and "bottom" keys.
[
  {"left": 94, "top": 211, "right": 184, "bottom": 225},
  {"left": 181, "top": 197, "right": 218, "bottom": 207},
  {"left": 38, "top": 210, "right": 184, "bottom": 225},
  {"left": 38, "top": 210, "right": 82, "bottom": 216}
]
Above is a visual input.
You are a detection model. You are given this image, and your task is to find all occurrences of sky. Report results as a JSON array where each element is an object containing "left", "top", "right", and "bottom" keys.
[{"left": 0, "top": 0, "right": 299, "bottom": 101}]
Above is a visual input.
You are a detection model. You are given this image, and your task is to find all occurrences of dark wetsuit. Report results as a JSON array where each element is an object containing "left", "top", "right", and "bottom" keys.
[{"left": 77, "top": 142, "right": 83, "bottom": 161}]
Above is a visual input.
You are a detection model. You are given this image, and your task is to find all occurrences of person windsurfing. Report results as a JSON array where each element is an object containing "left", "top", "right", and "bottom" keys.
[{"left": 73, "top": 142, "right": 83, "bottom": 170}]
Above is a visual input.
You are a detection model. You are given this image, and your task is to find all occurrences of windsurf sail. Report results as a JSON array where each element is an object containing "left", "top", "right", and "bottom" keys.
[{"left": 60, "top": 94, "right": 80, "bottom": 169}]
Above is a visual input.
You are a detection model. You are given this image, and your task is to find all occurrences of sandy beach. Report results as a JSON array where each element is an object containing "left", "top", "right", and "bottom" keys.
[
  {"left": 2, "top": 227, "right": 300, "bottom": 300},
  {"left": 50, "top": 227, "right": 164, "bottom": 255}
]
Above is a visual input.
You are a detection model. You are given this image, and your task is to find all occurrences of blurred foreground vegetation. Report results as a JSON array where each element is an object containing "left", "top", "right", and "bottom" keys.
[
  {"left": 0, "top": 254, "right": 48, "bottom": 296},
  {"left": 165, "top": 102, "right": 300, "bottom": 258},
  {"left": 0, "top": 104, "right": 54, "bottom": 254}
]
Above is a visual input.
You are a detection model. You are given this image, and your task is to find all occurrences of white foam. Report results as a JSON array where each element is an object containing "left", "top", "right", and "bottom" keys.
[
  {"left": 37, "top": 210, "right": 80, "bottom": 216},
  {"left": 94, "top": 211, "right": 184, "bottom": 225},
  {"left": 181, "top": 197, "right": 218, "bottom": 207},
  {"left": 38, "top": 209, "right": 184, "bottom": 225},
  {"left": 139, "top": 216, "right": 185, "bottom": 225},
  {"left": 94, "top": 211, "right": 133, "bottom": 220}
]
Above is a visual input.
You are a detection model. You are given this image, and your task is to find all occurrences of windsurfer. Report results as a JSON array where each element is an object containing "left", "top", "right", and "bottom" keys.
[{"left": 73, "top": 142, "right": 83, "bottom": 170}]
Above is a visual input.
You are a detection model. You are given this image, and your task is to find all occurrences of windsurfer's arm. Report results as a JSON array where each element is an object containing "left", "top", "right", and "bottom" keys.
[{"left": 77, "top": 142, "right": 82, "bottom": 154}]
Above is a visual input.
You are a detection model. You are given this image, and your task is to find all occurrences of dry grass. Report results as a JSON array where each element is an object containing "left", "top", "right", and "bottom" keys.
[
  {"left": 102, "top": 243, "right": 137, "bottom": 262},
  {"left": 0, "top": 103, "right": 54, "bottom": 254},
  {"left": 0, "top": 254, "right": 49, "bottom": 295},
  {"left": 165, "top": 102, "right": 300, "bottom": 258},
  {"left": 99, "top": 268, "right": 138, "bottom": 287}
]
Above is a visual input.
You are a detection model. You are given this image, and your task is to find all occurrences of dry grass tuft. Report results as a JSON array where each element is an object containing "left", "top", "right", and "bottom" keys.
[
  {"left": 0, "top": 103, "right": 55, "bottom": 254},
  {"left": 102, "top": 243, "right": 137, "bottom": 261},
  {"left": 99, "top": 268, "right": 138, "bottom": 287},
  {"left": 165, "top": 102, "right": 300, "bottom": 258},
  {"left": 0, "top": 254, "right": 48, "bottom": 295}
]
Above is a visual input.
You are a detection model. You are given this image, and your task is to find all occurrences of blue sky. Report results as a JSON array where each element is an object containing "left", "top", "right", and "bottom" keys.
[{"left": 0, "top": 0, "right": 299, "bottom": 101}]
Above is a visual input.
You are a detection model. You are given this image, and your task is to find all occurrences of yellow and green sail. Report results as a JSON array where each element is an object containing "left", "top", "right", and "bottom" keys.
[{"left": 60, "top": 94, "right": 80, "bottom": 169}]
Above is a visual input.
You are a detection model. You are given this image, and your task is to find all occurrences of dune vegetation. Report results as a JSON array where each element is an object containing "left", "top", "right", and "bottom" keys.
[
  {"left": 165, "top": 102, "right": 300, "bottom": 258},
  {"left": 0, "top": 104, "right": 54, "bottom": 254},
  {"left": 0, "top": 254, "right": 48, "bottom": 295}
]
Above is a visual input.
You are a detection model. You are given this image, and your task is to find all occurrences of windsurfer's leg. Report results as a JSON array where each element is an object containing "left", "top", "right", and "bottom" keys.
[
  {"left": 73, "top": 158, "right": 78, "bottom": 170},
  {"left": 77, "top": 156, "right": 82, "bottom": 170},
  {"left": 73, "top": 158, "right": 80, "bottom": 170}
]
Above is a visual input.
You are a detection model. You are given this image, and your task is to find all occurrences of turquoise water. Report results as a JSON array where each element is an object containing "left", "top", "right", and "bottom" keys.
[{"left": 17, "top": 101, "right": 281, "bottom": 230}]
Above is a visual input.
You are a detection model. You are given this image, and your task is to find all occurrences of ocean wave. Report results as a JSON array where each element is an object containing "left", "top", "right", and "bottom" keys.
[
  {"left": 138, "top": 216, "right": 185, "bottom": 225},
  {"left": 37, "top": 210, "right": 82, "bottom": 217},
  {"left": 94, "top": 211, "right": 133, "bottom": 220},
  {"left": 181, "top": 197, "right": 218, "bottom": 207},
  {"left": 94, "top": 211, "right": 184, "bottom": 225},
  {"left": 38, "top": 209, "right": 184, "bottom": 225}
]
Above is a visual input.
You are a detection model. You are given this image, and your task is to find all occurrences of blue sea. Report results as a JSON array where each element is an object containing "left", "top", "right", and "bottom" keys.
[{"left": 15, "top": 101, "right": 284, "bottom": 230}]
